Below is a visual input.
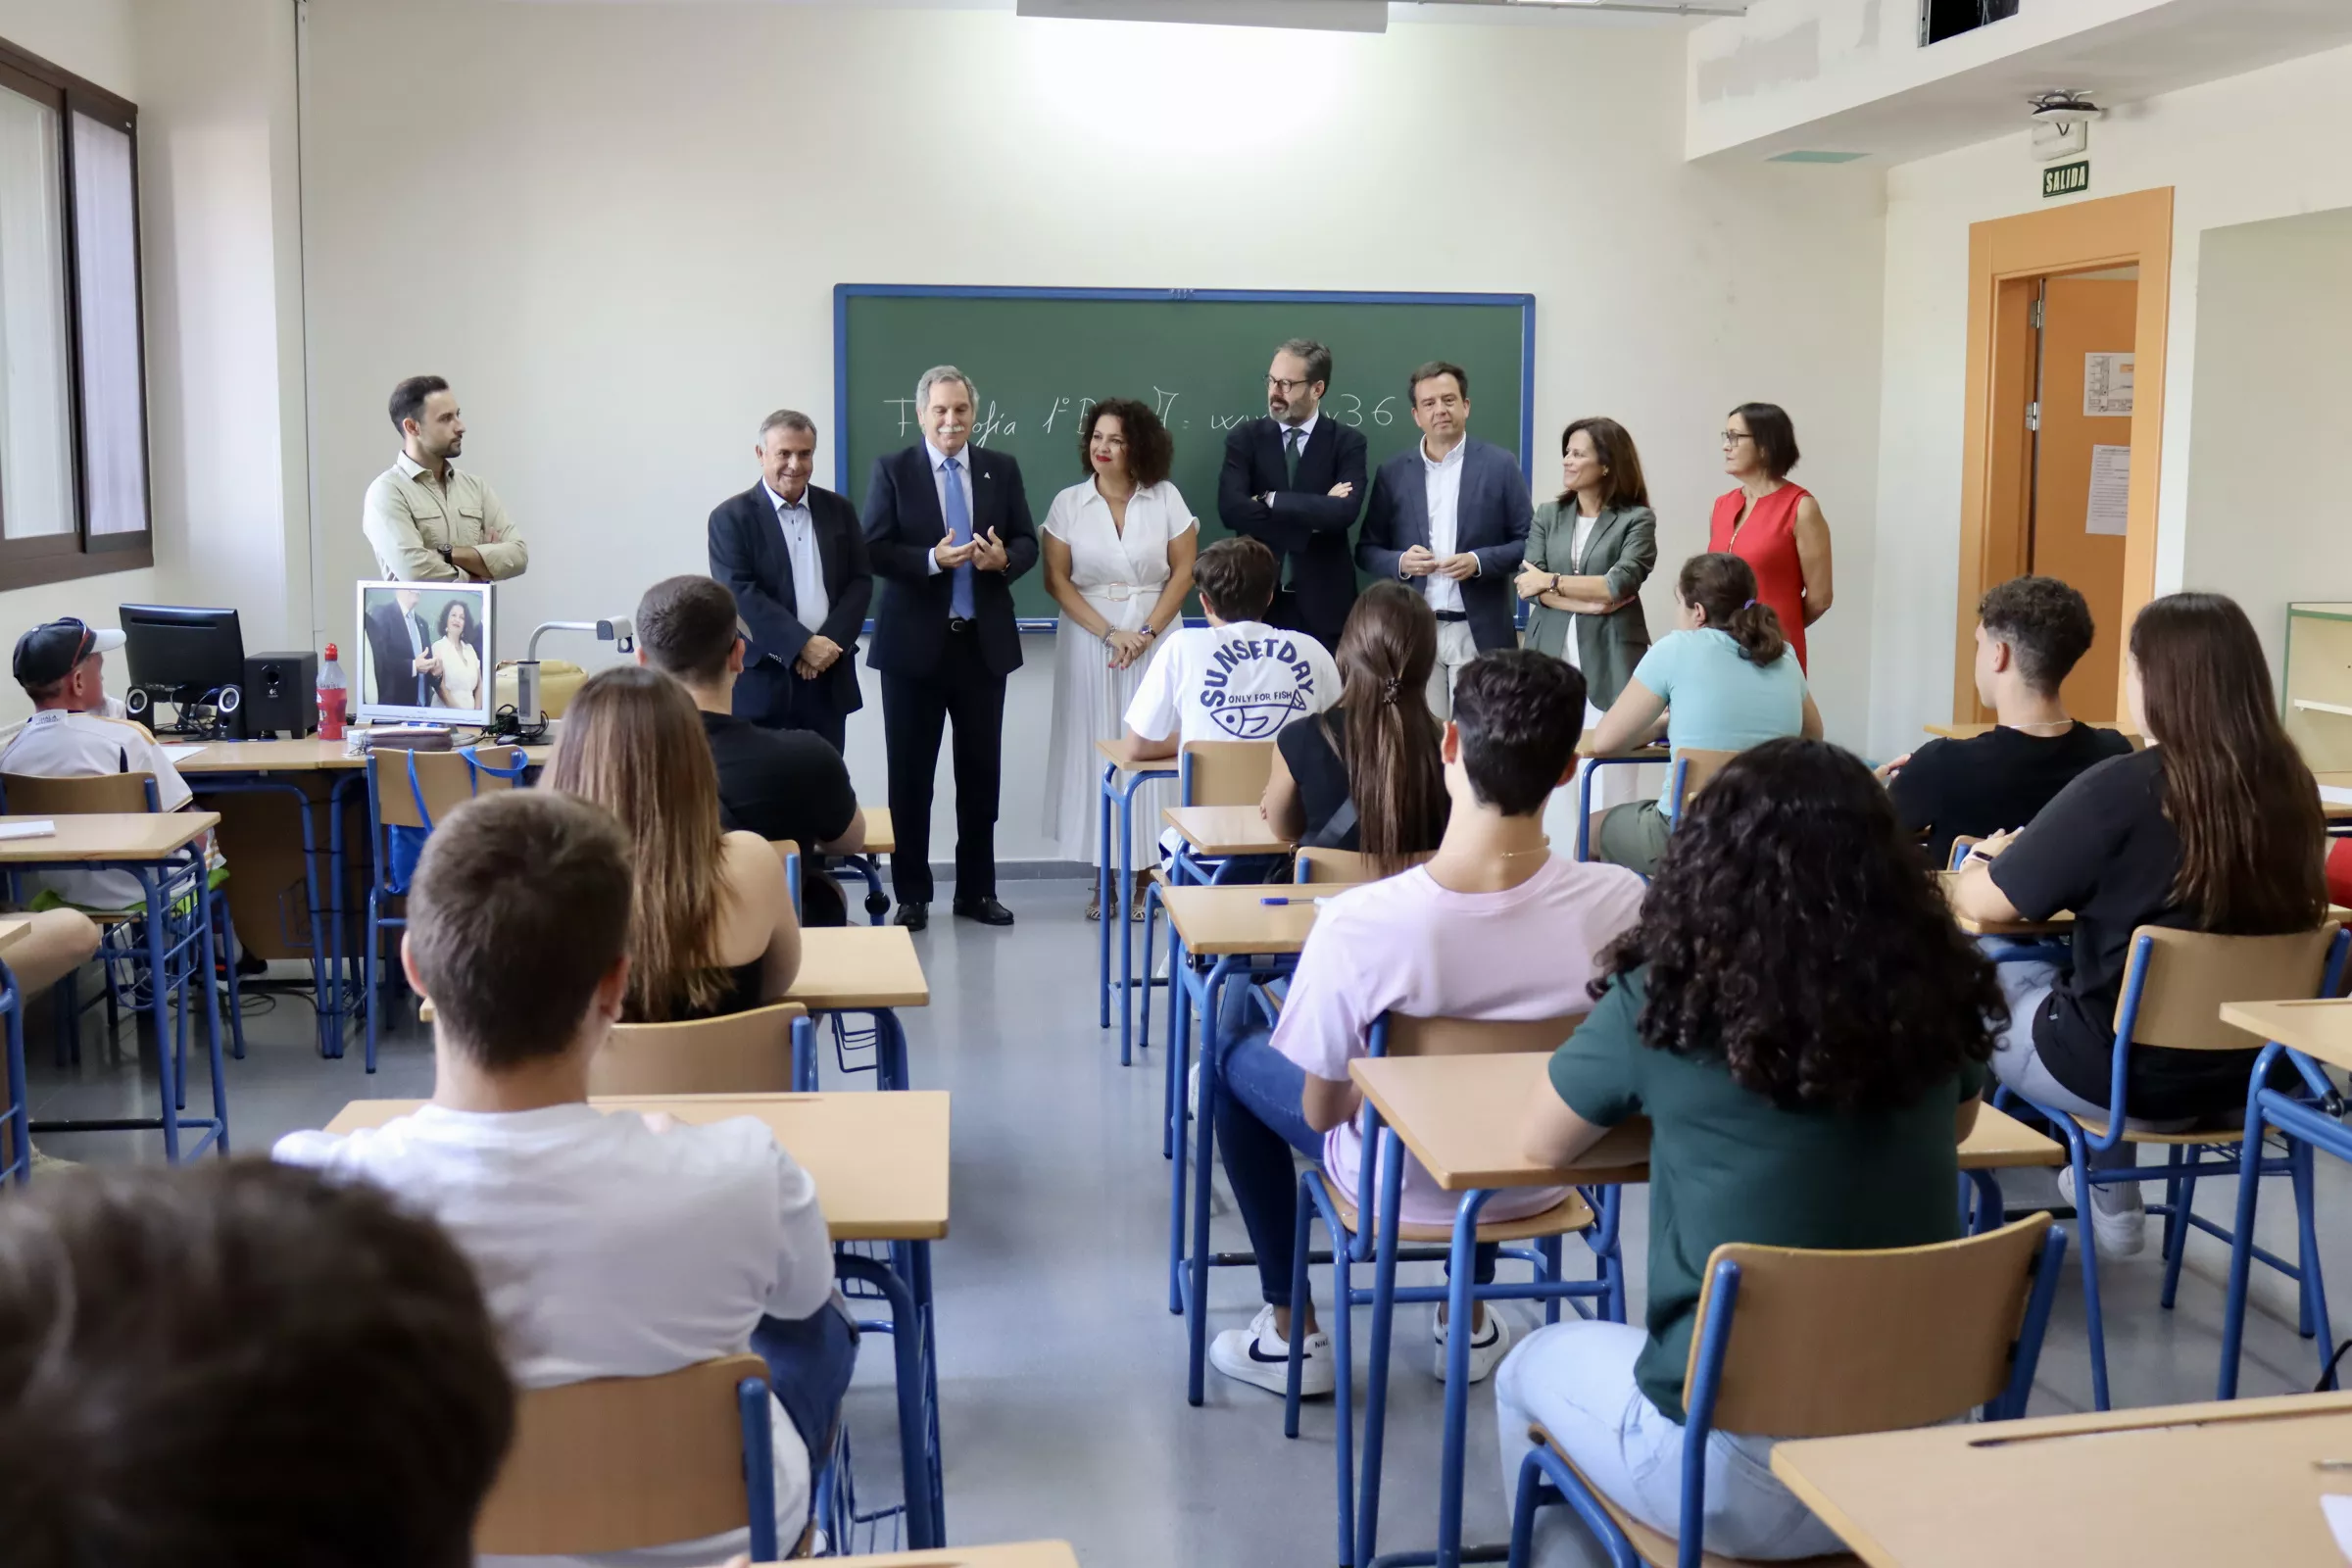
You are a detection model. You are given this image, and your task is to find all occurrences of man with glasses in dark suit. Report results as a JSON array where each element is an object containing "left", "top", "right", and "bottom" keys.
[{"left": 1216, "top": 338, "right": 1368, "bottom": 653}]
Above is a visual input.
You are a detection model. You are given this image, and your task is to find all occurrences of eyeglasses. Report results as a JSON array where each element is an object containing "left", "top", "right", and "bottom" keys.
[
  {"left": 1266, "top": 375, "right": 1313, "bottom": 393},
  {"left": 1720, "top": 431, "right": 1753, "bottom": 447}
]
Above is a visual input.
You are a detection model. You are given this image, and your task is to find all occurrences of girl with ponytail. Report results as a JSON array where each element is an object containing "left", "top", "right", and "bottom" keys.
[
  {"left": 1581, "top": 551, "right": 1821, "bottom": 875},
  {"left": 1262, "top": 580, "right": 1449, "bottom": 877}
]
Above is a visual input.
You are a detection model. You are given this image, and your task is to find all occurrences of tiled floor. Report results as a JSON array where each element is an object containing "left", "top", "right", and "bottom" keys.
[{"left": 22, "top": 879, "right": 2350, "bottom": 1565}]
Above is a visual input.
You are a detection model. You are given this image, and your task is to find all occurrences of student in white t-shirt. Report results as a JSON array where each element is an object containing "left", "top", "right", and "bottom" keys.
[
  {"left": 1, "top": 617, "right": 211, "bottom": 911},
  {"left": 1206, "top": 650, "right": 1646, "bottom": 1398},
  {"left": 274, "top": 790, "right": 849, "bottom": 1568},
  {"left": 1122, "top": 534, "right": 1341, "bottom": 760}
]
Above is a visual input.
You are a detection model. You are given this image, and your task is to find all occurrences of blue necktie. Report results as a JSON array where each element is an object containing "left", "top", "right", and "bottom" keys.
[{"left": 943, "top": 457, "right": 975, "bottom": 620}]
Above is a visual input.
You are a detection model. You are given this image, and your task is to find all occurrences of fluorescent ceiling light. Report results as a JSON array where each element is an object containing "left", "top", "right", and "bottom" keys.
[{"left": 1014, "top": 0, "right": 1388, "bottom": 31}]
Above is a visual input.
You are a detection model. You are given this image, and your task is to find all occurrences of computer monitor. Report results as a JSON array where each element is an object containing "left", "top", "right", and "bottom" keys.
[
  {"left": 119, "top": 604, "right": 245, "bottom": 702},
  {"left": 354, "top": 580, "right": 497, "bottom": 729}
]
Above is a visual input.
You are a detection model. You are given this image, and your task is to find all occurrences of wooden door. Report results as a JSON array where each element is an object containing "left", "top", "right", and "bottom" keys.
[{"left": 2030, "top": 276, "right": 2137, "bottom": 720}]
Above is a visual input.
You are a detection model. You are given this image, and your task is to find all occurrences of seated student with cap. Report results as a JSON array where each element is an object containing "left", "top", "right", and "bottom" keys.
[
  {"left": 633, "top": 574, "right": 865, "bottom": 928},
  {"left": 1123, "top": 534, "right": 1342, "bottom": 768},
  {"left": 1260, "top": 580, "right": 1449, "bottom": 875},
  {"left": 1880, "top": 574, "right": 2132, "bottom": 868},
  {"left": 1584, "top": 553, "right": 1821, "bottom": 877},
  {"left": 1502, "top": 739, "right": 2000, "bottom": 1565},
  {"left": 0, "top": 1159, "right": 514, "bottom": 1568},
  {"left": 0, "top": 617, "right": 230, "bottom": 919},
  {"left": 275, "top": 790, "right": 851, "bottom": 1567},
  {"left": 550, "top": 665, "right": 801, "bottom": 1021},
  {"left": 1208, "top": 651, "right": 1645, "bottom": 1396}
]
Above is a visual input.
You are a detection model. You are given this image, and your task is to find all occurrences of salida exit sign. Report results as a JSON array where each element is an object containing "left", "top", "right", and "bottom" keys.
[{"left": 2043, "top": 160, "right": 2090, "bottom": 199}]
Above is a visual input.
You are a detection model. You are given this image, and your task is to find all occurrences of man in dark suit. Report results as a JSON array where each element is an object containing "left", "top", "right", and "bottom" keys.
[
  {"left": 860, "top": 366, "right": 1038, "bottom": 930},
  {"left": 1216, "top": 337, "right": 1368, "bottom": 652},
  {"left": 1356, "top": 361, "right": 1532, "bottom": 716},
  {"left": 362, "top": 586, "right": 435, "bottom": 709},
  {"left": 707, "top": 409, "right": 874, "bottom": 754}
]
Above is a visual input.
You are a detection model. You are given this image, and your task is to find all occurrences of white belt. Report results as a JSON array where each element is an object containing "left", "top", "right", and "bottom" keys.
[{"left": 1097, "top": 583, "right": 1137, "bottom": 603}]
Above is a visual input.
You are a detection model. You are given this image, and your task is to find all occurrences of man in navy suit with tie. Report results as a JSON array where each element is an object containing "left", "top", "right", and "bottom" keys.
[
  {"left": 860, "top": 366, "right": 1038, "bottom": 930},
  {"left": 707, "top": 409, "right": 873, "bottom": 753},
  {"left": 1356, "top": 361, "right": 1532, "bottom": 716},
  {"left": 1216, "top": 338, "right": 1368, "bottom": 652}
]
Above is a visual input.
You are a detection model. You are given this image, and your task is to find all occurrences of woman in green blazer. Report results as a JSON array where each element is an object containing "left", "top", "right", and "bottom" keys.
[{"left": 1516, "top": 416, "right": 1657, "bottom": 713}]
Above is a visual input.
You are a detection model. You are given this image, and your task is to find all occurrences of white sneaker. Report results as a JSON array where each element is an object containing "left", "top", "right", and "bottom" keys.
[
  {"left": 1434, "top": 1305, "right": 1512, "bottom": 1384},
  {"left": 2058, "top": 1164, "right": 2145, "bottom": 1258},
  {"left": 1210, "top": 1304, "right": 1335, "bottom": 1397}
]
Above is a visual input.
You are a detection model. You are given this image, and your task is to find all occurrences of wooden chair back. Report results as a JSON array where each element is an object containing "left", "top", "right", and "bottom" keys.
[
  {"left": 1180, "top": 740, "right": 1275, "bottom": 807},
  {"left": 1694, "top": 1213, "right": 2053, "bottom": 1439},
  {"left": 2, "top": 771, "right": 155, "bottom": 815},
  {"left": 473, "top": 1353, "right": 770, "bottom": 1555},
  {"left": 1382, "top": 1013, "right": 1585, "bottom": 1059},
  {"left": 1671, "top": 748, "right": 1740, "bottom": 812},
  {"left": 1295, "top": 847, "right": 1435, "bottom": 884},
  {"left": 592, "top": 1001, "right": 807, "bottom": 1096},
  {"left": 2117, "top": 923, "right": 2341, "bottom": 1051},
  {"left": 370, "top": 746, "right": 525, "bottom": 831}
]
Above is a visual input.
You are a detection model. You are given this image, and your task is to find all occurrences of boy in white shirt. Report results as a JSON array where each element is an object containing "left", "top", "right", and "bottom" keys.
[
  {"left": 1122, "top": 534, "right": 1341, "bottom": 759},
  {"left": 274, "top": 790, "right": 850, "bottom": 1567},
  {"left": 2, "top": 617, "right": 207, "bottom": 911}
]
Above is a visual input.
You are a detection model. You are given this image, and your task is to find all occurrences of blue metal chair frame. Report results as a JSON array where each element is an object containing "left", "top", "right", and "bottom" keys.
[
  {"left": 2219, "top": 1036, "right": 2352, "bottom": 1398},
  {"left": 2001, "top": 927, "right": 2347, "bottom": 1410},
  {"left": 1098, "top": 755, "right": 1178, "bottom": 1066},
  {"left": 1289, "top": 1014, "right": 1623, "bottom": 1568},
  {"left": 778, "top": 844, "right": 911, "bottom": 1092},
  {"left": 362, "top": 746, "right": 530, "bottom": 1073},
  {"left": 834, "top": 1245, "right": 945, "bottom": 1549},
  {"left": 180, "top": 770, "right": 334, "bottom": 1057},
  {"left": 1141, "top": 749, "right": 1270, "bottom": 1067},
  {"left": 0, "top": 953, "right": 24, "bottom": 1185},
  {"left": 733, "top": 1372, "right": 783, "bottom": 1564},
  {"left": 1570, "top": 747, "right": 1666, "bottom": 862},
  {"left": 1504, "top": 1228, "right": 2068, "bottom": 1568}
]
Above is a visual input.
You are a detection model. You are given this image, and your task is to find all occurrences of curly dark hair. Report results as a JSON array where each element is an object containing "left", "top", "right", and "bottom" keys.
[
  {"left": 1596, "top": 737, "right": 2003, "bottom": 1111},
  {"left": 1078, "top": 397, "right": 1173, "bottom": 488}
]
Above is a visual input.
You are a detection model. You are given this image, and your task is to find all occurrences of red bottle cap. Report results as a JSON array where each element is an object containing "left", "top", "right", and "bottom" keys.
[{"left": 323, "top": 643, "right": 338, "bottom": 660}]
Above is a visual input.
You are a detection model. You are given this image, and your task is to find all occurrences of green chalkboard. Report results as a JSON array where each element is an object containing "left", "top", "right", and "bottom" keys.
[{"left": 835, "top": 287, "right": 1535, "bottom": 624}]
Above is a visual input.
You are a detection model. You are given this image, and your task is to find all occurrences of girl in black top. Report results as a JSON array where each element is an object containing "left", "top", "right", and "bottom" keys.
[
  {"left": 1261, "top": 580, "right": 1449, "bottom": 876},
  {"left": 1954, "top": 592, "right": 2328, "bottom": 1254}
]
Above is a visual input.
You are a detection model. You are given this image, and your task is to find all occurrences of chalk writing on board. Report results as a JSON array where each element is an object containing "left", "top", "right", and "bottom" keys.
[{"left": 884, "top": 392, "right": 1402, "bottom": 444}]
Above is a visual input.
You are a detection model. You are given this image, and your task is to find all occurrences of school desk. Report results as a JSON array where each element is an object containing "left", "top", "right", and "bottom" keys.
[
  {"left": 1934, "top": 868, "right": 2076, "bottom": 938},
  {"left": 328, "top": 1089, "right": 952, "bottom": 1548},
  {"left": 1097, "top": 738, "right": 1178, "bottom": 1065},
  {"left": 1156, "top": 881, "right": 1364, "bottom": 1404},
  {"left": 1772, "top": 1390, "right": 2352, "bottom": 1566},
  {"left": 2216, "top": 998, "right": 2352, "bottom": 1398},
  {"left": 828, "top": 804, "right": 894, "bottom": 924},
  {"left": 0, "top": 811, "right": 227, "bottom": 1164},
  {"left": 1570, "top": 739, "right": 1669, "bottom": 860},
  {"left": 779, "top": 1544, "right": 1078, "bottom": 1568},
  {"left": 1135, "top": 803, "right": 1303, "bottom": 1062},
  {"left": 1344, "top": 1052, "right": 2067, "bottom": 1568},
  {"left": 786, "top": 926, "right": 930, "bottom": 1090}
]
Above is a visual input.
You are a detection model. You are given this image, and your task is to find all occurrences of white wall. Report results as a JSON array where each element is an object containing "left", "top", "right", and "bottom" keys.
[
  {"left": 298, "top": 0, "right": 1886, "bottom": 866},
  {"left": 1869, "top": 39, "right": 2352, "bottom": 760},
  {"left": 2180, "top": 206, "right": 2352, "bottom": 685}
]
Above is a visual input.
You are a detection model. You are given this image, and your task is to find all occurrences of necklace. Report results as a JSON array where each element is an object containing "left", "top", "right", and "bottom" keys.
[
  {"left": 1494, "top": 837, "right": 1553, "bottom": 861},
  {"left": 2009, "top": 717, "right": 2074, "bottom": 734}
]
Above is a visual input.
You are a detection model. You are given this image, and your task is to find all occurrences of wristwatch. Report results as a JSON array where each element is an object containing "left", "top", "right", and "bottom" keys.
[{"left": 1551, "top": 574, "right": 1565, "bottom": 596}]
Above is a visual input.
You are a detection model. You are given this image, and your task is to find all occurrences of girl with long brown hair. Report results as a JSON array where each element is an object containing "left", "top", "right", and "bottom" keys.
[
  {"left": 547, "top": 665, "right": 801, "bottom": 1021},
  {"left": 1261, "top": 580, "right": 1449, "bottom": 877},
  {"left": 1954, "top": 591, "right": 2327, "bottom": 1256}
]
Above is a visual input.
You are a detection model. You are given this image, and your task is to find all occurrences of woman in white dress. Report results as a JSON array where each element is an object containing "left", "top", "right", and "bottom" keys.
[
  {"left": 1040, "top": 398, "right": 1198, "bottom": 919},
  {"left": 431, "top": 598, "right": 482, "bottom": 710}
]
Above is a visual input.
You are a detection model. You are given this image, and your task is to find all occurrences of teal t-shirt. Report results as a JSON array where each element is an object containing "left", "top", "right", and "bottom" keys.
[
  {"left": 1546, "top": 965, "right": 1988, "bottom": 1423},
  {"left": 1631, "top": 628, "right": 1807, "bottom": 814}
]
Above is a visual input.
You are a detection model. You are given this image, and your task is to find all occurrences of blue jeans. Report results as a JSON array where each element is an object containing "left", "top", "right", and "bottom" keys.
[
  {"left": 1210, "top": 978, "right": 1495, "bottom": 1308},
  {"left": 1494, "top": 1321, "right": 1844, "bottom": 1563},
  {"left": 752, "top": 1296, "right": 861, "bottom": 1465}
]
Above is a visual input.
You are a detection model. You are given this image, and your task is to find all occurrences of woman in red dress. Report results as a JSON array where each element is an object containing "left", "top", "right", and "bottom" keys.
[{"left": 1707, "top": 402, "right": 1834, "bottom": 670}]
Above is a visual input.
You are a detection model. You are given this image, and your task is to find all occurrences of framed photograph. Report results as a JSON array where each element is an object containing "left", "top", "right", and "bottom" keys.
[{"left": 354, "top": 580, "right": 496, "bottom": 727}]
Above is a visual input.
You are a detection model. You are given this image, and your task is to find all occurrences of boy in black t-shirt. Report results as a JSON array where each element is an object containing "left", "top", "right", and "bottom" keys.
[
  {"left": 636, "top": 575, "right": 865, "bottom": 926},
  {"left": 1881, "top": 574, "right": 2132, "bottom": 867}
]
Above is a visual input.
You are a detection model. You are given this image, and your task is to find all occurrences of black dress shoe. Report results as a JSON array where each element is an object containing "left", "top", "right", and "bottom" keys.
[
  {"left": 954, "top": 897, "right": 1016, "bottom": 927},
  {"left": 894, "top": 902, "right": 929, "bottom": 931}
]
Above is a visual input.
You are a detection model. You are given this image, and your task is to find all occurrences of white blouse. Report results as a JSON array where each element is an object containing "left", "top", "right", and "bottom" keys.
[{"left": 1042, "top": 477, "right": 1197, "bottom": 631}]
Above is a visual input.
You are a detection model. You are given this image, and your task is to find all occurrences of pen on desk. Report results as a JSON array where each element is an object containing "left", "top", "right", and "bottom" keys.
[
  {"left": 1259, "top": 896, "right": 1331, "bottom": 906},
  {"left": 2314, "top": 1458, "right": 2352, "bottom": 1471}
]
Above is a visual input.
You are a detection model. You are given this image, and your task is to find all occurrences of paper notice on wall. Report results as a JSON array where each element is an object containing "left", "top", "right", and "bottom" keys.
[
  {"left": 2086, "top": 445, "right": 2131, "bottom": 535},
  {"left": 2084, "top": 352, "right": 2134, "bottom": 416}
]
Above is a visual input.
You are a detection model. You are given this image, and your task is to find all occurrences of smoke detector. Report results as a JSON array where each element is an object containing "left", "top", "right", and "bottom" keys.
[{"left": 2029, "top": 90, "right": 2100, "bottom": 161}]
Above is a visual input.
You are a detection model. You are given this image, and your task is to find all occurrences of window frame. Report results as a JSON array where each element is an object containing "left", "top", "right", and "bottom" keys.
[{"left": 0, "top": 37, "right": 151, "bottom": 590}]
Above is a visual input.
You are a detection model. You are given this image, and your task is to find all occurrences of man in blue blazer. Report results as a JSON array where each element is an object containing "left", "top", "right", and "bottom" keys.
[
  {"left": 1355, "top": 361, "right": 1532, "bottom": 716},
  {"left": 707, "top": 409, "right": 873, "bottom": 753},
  {"left": 1216, "top": 338, "right": 1368, "bottom": 653},
  {"left": 860, "top": 366, "right": 1037, "bottom": 930}
]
